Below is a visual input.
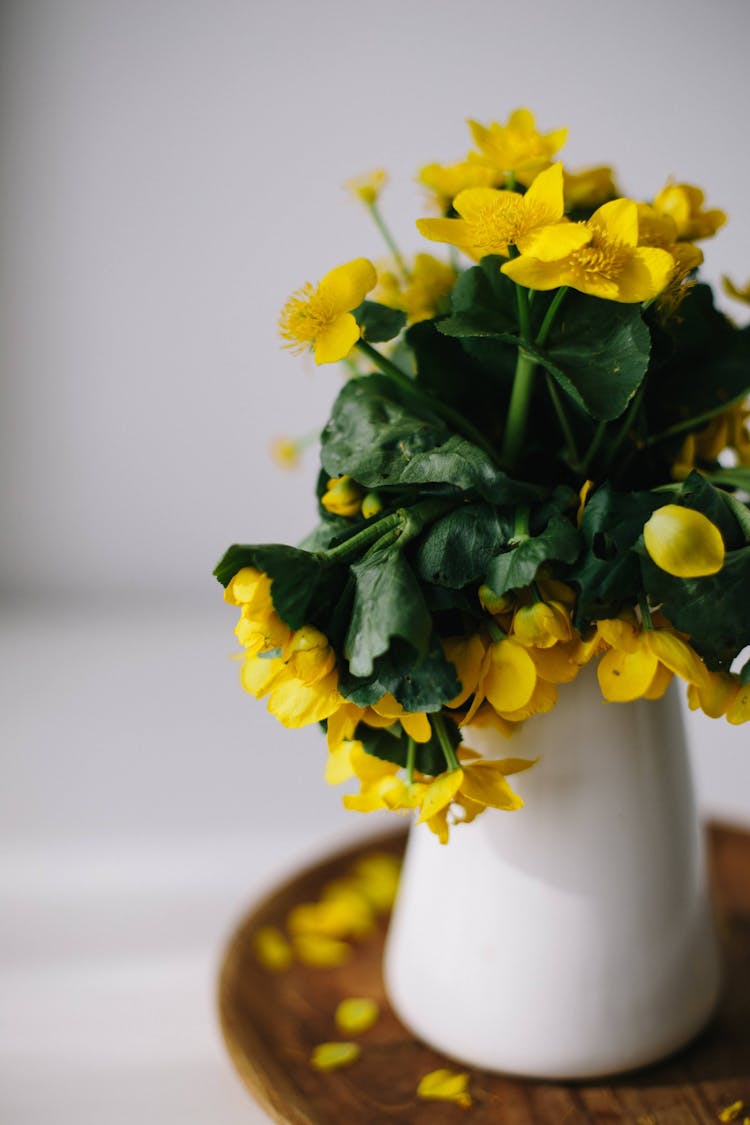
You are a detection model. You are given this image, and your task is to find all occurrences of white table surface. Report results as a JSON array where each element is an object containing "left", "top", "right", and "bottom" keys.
[{"left": 1, "top": 599, "right": 748, "bottom": 1124}]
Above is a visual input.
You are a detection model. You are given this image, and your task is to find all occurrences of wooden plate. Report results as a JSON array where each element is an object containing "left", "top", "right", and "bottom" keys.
[{"left": 218, "top": 825, "right": 750, "bottom": 1123}]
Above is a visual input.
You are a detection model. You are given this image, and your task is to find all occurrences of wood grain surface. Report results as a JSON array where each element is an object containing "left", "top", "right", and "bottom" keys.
[{"left": 218, "top": 825, "right": 750, "bottom": 1124}]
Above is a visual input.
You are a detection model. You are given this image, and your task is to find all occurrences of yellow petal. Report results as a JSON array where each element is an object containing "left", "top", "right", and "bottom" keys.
[
  {"left": 318, "top": 258, "right": 377, "bottom": 312},
  {"left": 350, "top": 852, "right": 401, "bottom": 912},
  {"left": 252, "top": 926, "right": 293, "bottom": 972},
  {"left": 313, "top": 313, "right": 361, "bottom": 365},
  {"left": 643, "top": 662, "right": 673, "bottom": 699},
  {"left": 459, "top": 761, "right": 525, "bottom": 811},
  {"left": 288, "top": 898, "right": 373, "bottom": 940},
  {"left": 688, "top": 672, "right": 739, "bottom": 718},
  {"left": 400, "top": 711, "right": 432, "bottom": 742},
  {"left": 483, "top": 639, "right": 538, "bottom": 713},
  {"left": 644, "top": 504, "right": 725, "bottom": 577},
  {"left": 726, "top": 683, "right": 750, "bottom": 725},
  {"left": 589, "top": 198, "right": 639, "bottom": 248},
  {"left": 597, "top": 646, "right": 659, "bottom": 702},
  {"left": 644, "top": 630, "right": 707, "bottom": 686},
  {"left": 267, "top": 669, "right": 342, "bottom": 726},
  {"left": 241, "top": 654, "right": 284, "bottom": 698},
  {"left": 416, "top": 216, "right": 474, "bottom": 249},
  {"left": 522, "top": 161, "right": 566, "bottom": 222},
  {"left": 417, "top": 1068, "right": 472, "bottom": 1107},
  {"left": 417, "top": 769, "right": 464, "bottom": 823},
  {"left": 327, "top": 702, "right": 364, "bottom": 750},
  {"left": 517, "top": 220, "right": 591, "bottom": 261},
  {"left": 325, "top": 741, "right": 357, "bottom": 785},
  {"left": 310, "top": 1042, "right": 361, "bottom": 1070},
  {"left": 614, "top": 246, "right": 675, "bottom": 302},
  {"left": 334, "top": 997, "right": 380, "bottom": 1034},
  {"left": 501, "top": 254, "right": 568, "bottom": 291},
  {"left": 443, "top": 634, "right": 486, "bottom": 708}
]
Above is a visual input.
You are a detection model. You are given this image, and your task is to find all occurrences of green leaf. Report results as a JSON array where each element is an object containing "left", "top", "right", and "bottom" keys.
[
  {"left": 437, "top": 257, "right": 521, "bottom": 341},
  {"left": 356, "top": 712, "right": 461, "bottom": 776},
  {"left": 212, "top": 543, "right": 344, "bottom": 631},
  {"left": 339, "top": 636, "right": 460, "bottom": 713},
  {"left": 536, "top": 292, "right": 651, "bottom": 421},
  {"left": 674, "top": 472, "right": 744, "bottom": 549},
  {"left": 413, "top": 503, "right": 509, "bottom": 588},
  {"left": 352, "top": 300, "right": 407, "bottom": 343},
  {"left": 572, "top": 485, "right": 662, "bottom": 627},
  {"left": 706, "top": 467, "right": 750, "bottom": 493},
  {"left": 483, "top": 513, "right": 580, "bottom": 597},
  {"left": 641, "top": 547, "right": 750, "bottom": 669},
  {"left": 321, "top": 374, "right": 541, "bottom": 504},
  {"left": 345, "top": 546, "right": 432, "bottom": 678}
]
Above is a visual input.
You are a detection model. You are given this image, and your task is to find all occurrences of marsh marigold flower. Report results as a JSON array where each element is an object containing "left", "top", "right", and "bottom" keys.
[
  {"left": 418, "top": 160, "right": 499, "bottom": 212},
  {"left": 502, "top": 198, "right": 675, "bottom": 303},
  {"left": 346, "top": 169, "right": 387, "bottom": 206},
  {"left": 321, "top": 475, "right": 363, "bottom": 517},
  {"left": 467, "top": 107, "right": 567, "bottom": 185},
  {"left": 278, "top": 258, "right": 376, "bottom": 364},
  {"left": 653, "top": 181, "right": 726, "bottom": 242},
  {"left": 375, "top": 253, "right": 455, "bottom": 323},
  {"left": 563, "top": 165, "right": 620, "bottom": 211},
  {"left": 417, "top": 162, "right": 587, "bottom": 262},
  {"left": 643, "top": 505, "right": 725, "bottom": 578}
]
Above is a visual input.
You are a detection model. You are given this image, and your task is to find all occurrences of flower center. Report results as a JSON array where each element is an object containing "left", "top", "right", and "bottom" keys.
[
  {"left": 568, "top": 233, "right": 629, "bottom": 283},
  {"left": 278, "top": 283, "right": 338, "bottom": 351}
]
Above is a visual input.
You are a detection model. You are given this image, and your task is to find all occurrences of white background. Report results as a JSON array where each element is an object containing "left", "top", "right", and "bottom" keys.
[{"left": 1, "top": 1, "right": 749, "bottom": 1121}]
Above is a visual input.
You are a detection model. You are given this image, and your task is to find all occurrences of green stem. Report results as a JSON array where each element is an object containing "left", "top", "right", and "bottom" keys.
[
  {"left": 639, "top": 594, "right": 654, "bottom": 630},
  {"left": 431, "top": 713, "right": 460, "bottom": 772},
  {"left": 368, "top": 203, "right": 409, "bottom": 282},
  {"left": 600, "top": 385, "right": 646, "bottom": 475},
  {"left": 536, "top": 287, "right": 568, "bottom": 348},
  {"left": 512, "top": 504, "right": 530, "bottom": 542},
  {"left": 545, "top": 373, "right": 579, "bottom": 465},
  {"left": 356, "top": 341, "right": 501, "bottom": 464},
  {"left": 322, "top": 511, "right": 403, "bottom": 562},
  {"left": 580, "top": 420, "right": 607, "bottom": 476},
  {"left": 644, "top": 390, "right": 750, "bottom": 448},
  {"left": 515, "top": 280, "right": 532, "bottom": 342},
  {"left": 405, "top": 738, "right": 416, "bottom": 786},
  {"left": 486, "top": 618, "right": 506, "bottom": 644},
  {"left": 501, "top": 347, "right": 537, "bottom": 467}
]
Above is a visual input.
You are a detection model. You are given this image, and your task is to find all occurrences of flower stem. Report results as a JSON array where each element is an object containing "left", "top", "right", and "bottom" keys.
[
  {"left": 405, "top": 737, "right": 416, "bottom": 785},
  {"left": 501, "top": 346, "right": 537, "bottom": 467},
  {"left": 432, "top": 713, "right": 461, "bottom": 772},
  {"left": 643, "top": 389, "right": 749, "bottom": 448},
  {"left": 322, "top": 511, "right": 403, "bottom": 562},
  {"left": 356, "top": 341, "right": 501, "bottom": 464},
  {"left": 368, "top": 203, "right": 409, "bottom": 282},
  {"left": 545, "top": 373, "right": 579, "bottom": 465},
  {"left": 600, "top": 385, "right": 646, "bottom": 476},
  {"left": 639, "top": 594, "right": 654, "bottom": 630},
  {"left": 579, "top": 420, "right": 607, "bottom": 476},
  {"left": 535, "top": 286, "right": 568, "bottom": 348}
]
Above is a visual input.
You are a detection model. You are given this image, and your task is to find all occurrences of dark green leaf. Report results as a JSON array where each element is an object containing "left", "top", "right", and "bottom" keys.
[
  {"left": 345, "top": 547, "right": 432, "bottom": 678},
  {"left": 413, "top": 503, "right": 509, "bottom": 588},
  {"left": 321, "top": 374, "right": 541, "bottom": 504},
  {"left": 352, "top": 300, "right": 407, "bottom": 343},
  {"left": 674, "top": 472, "right": 744, "bottom": 549},
  {"left": 212, "top": 543, "right": 344, "bottom": 631},
  {"left": 339, "top": 636, "right": 460, "bottom": 713},
  {"left": 357, "top": 712, "right": 462, "bottom": 775},
  {"left": 536, "top": 292, "right": 651, "bottom": 421},
  {"left": 437, "top": 258, "right": 521, "bottom": 342},
  {"left": 484, "top": 513, "right": 580, "bottom": 597}
]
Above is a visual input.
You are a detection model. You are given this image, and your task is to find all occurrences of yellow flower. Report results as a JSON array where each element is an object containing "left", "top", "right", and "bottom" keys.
[
  {"left": 375, "top": 253, "right": 456, "bottom": 323},
  {"left": 512, "top": 600, "right": 573, "bottom": 648},
  {"left": 643, "top": 505, "right": 725, "bottom": 577},
  {"left": 418, "top": 160, "right": 499, "bottom": 212},
  {"left": 365, "top": 693, "right": 432, "bottom": 742},
  {"left": 467, "top": 107, "right": 567, "bottom": 185},
  {"left": 360, "top": 492, "right": 383, "bottom": 519},
  {"left": 310, "top": 1042, "right": 360, "bottom": 1070},
  {"left": 417, "top": 162, "right": 587, "bottom": 262},
  {"left": 596, "top": 617, "right": 708, "bottom": 703},
  {"left": 252, "top": 926, "right": 293, "bottom": 972},
  {"left": 334, "top": 997, "right": 379, "bottom": 1034},
  {"left": 464, "top": 636, "right": 539, "bottom": 722},
  {"left": 288, "top": 896, "right": 373, "bottom": 941},
  {"left": 226, "top": 567, "right": 292, "bottom": 654},
  {"left": 723, "top": 275, "right": 750, "bottom": 304},
  {"left": 321, "top": 475, "right": 363, "bottom": 517},
  {"left": 687, "top": 671, "right": 742, "bottom": 719},
  {"left": 653, "top": 180, "right": 726, "bottom": 241},
  {"left": 270, "top": 436, "right": 301, "bottom": 469},
  {"left": 417, "top": 1068, "right": 472, "bottom": 1108},
  {"left": 502, "top": 198, "right": 676, "bottom": 303},
  {"left": 241, "top": 626, "right": 344, "bottom": 727},
  {"left": 563, "top": 165, "right": 620, "bottom": 210},
  {"left": 417, "top": 756, "right": 535, "bottom": 825},
  {"left": 346, "top": 168, "right": 387, "bottom": 206},
  {"left": 278, "top": 258, "right": 377, "bottom": 364}
]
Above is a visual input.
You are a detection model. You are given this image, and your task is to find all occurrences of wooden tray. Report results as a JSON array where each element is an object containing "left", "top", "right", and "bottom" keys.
[{"left": 218, "top": 825, "right": 750, "bottom": 1123}]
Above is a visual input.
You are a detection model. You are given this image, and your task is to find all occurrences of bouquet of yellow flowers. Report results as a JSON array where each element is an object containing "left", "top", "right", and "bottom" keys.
[{"left": 215, "top": 108, "right": 750, "bottom": 843}]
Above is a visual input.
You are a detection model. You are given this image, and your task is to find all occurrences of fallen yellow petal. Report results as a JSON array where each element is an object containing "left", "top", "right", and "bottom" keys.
[
  {"left": 292, "top": 933, "right": 352, "bottom": 968},
  {"left": 643, "top": 504, "right": 725, "bottom": 578},
  {"left": 417, "top": 1067, "right": 472, "bottom": 1107},
  {"left": 310, "top": 1041, "right": 361, "bottom": 1071},
  {"left": 252, "top": 925, "right": 293, "bottom": 972},
  {"left": 719, "top": 1101, "right": 744, "bottom": 1123},
  {"left": 288, "top": 897, "right": 373, "bottom": 940},
  {"left": 350, "top": 852, "right": 402, "bottom": 912},
  {"left": 334, "top": 996, "right": 380, "bottom": 1034}
]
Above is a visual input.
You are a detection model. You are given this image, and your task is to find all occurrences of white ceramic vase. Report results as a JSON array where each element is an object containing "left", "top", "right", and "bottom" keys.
[{"left": 383, "top": 669, "right": 721, "bottom": 1079}]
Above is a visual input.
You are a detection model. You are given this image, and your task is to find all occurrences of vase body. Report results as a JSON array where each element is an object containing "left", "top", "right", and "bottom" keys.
[{"left": 383, "top": 671, "right": 721, "bottom": 1079}]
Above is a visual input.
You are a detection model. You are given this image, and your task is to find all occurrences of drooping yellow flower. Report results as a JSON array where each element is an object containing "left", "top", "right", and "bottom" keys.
[
  {"left": 417, "top": 756, "right": 535, "bottom": 825},
  {"left": 375, "top": 253, "right": 456, "bottom": 323},
  {"left": 241, "top": 626, "right": 344, "bottom": 728},
  {"left": 278, "top": 258, "right": 377, "bottom": 364},
  {"left": 334, "top": 997, "right": 380, "bottom": 1034},
  {"left": 464, "top": 636, "right": 539, "bottom": 722},
  {"left": 226, "top": 567, "right": 292, "bottom": 654},
  {"left": 502, "top": 198, "right": 676, "bottom": 303},
  {"left": 418, "top": 160, "right": 500, "bottom": 213},
  {"left": 467, "top": 107, "right": 567, "bottom": 185},
  {"left": 417, "top": 1068, "right": 472, "bottom": 1108},
  {"left": 653, "top": 180, "right": 726, "bottom": 241},
  {"left": 512, "top": 599, "right": 573, "bottom": 648},
  {"left": 723, "top": 276, "right": 750, "bottom": 304},
  {"left": 687, "top": 671, "right": 742, "bottom": 719},
  {"left": 563, "top": 165, "right": 620, "bottom": 211},
  {"left": 310, "top": 1042, "right": 360, "bottom": 1070},
  {"left": 417, "top": 162, "right": 587, "bottom": 262},
  {"left": 346, "top": 168, "right": 387, "bottom": 206},
  {"left": 596, "top": 616, "right": 708, "bottom": 703},
  {"left": 643, "top": 505, "right": 725, "bottom": 578},
  {"left": 321, "top": 475, "right": 363, "bottom": 517}
]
